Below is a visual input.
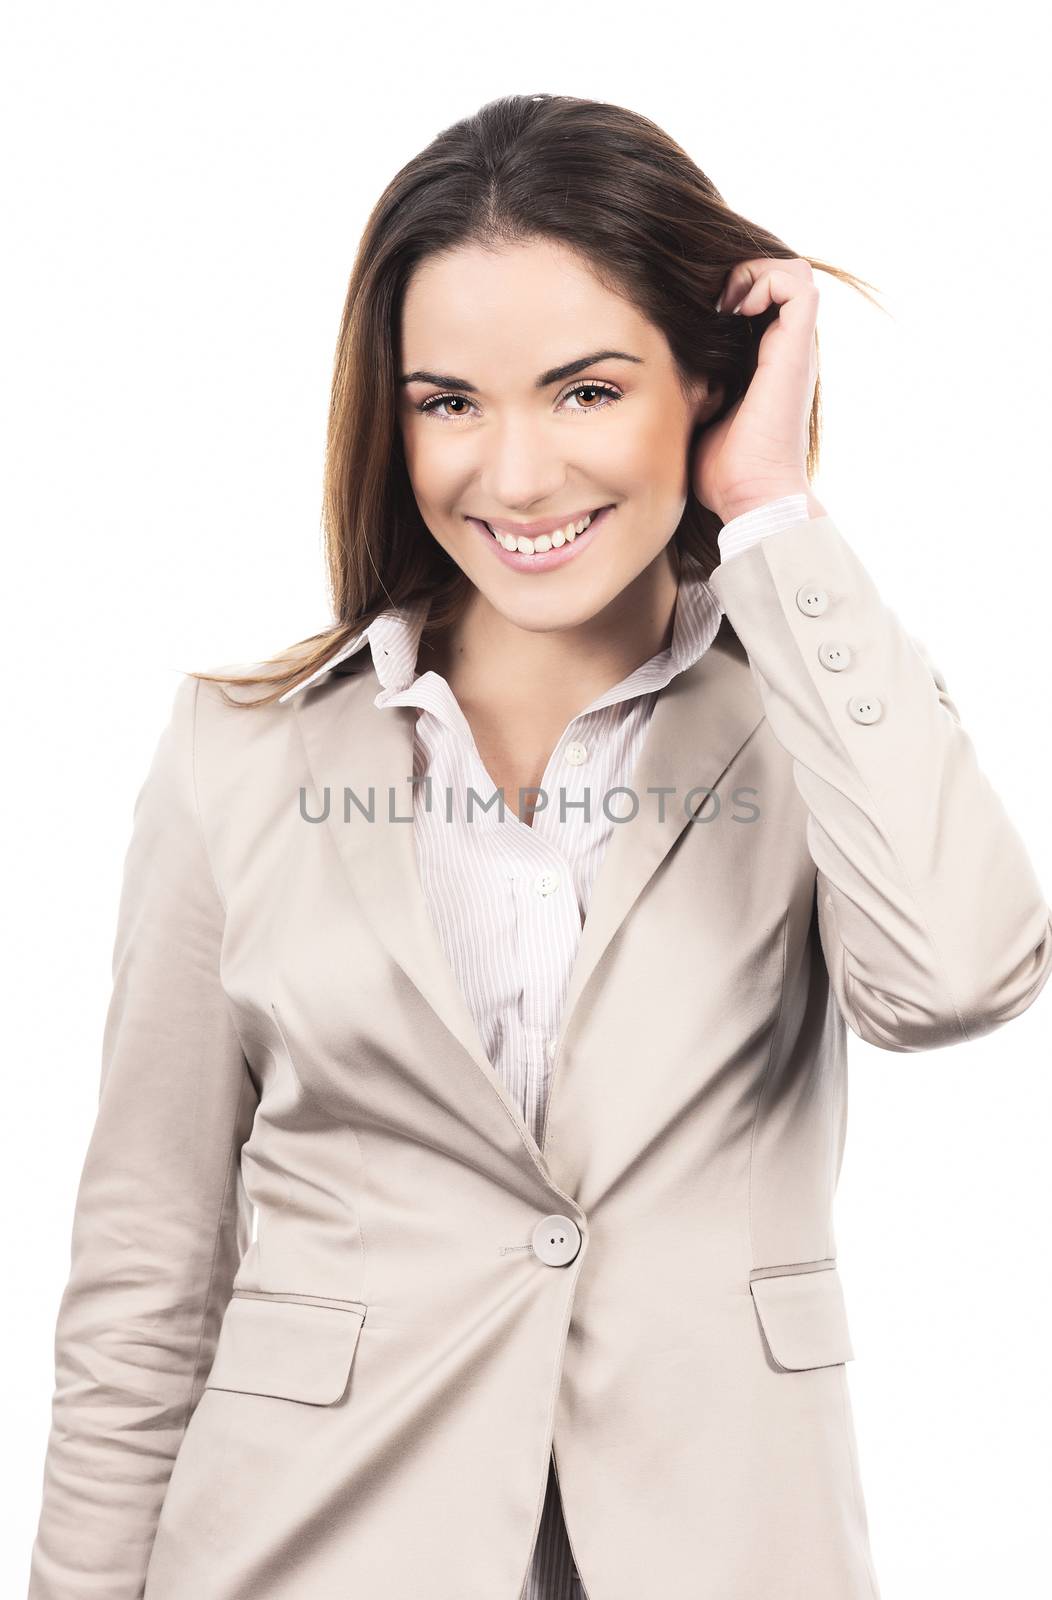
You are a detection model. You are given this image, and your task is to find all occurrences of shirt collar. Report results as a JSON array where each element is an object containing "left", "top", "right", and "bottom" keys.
[
  {"left": 277, "top": 593, "right": 432, "bottom": 703},
  {"left": 278, "top": 548, "right": 724, "bottom": 708}
]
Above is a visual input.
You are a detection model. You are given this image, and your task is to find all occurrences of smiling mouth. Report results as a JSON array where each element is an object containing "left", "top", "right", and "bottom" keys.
[{"left": 482, "top": 508, "right": 605, "bottom": 555}]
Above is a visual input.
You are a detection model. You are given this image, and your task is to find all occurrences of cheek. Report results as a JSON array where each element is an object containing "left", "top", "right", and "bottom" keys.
[
  {"left": 401, "top": 423, "right": 457, "bottom": 505},
  {"left": 613, "top": 405, "right": 693, "bottom": 500}
]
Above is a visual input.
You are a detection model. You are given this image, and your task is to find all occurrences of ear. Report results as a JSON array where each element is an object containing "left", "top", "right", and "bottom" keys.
[{"left": 691, "top": 376, "right": 726, "bottom": 428}]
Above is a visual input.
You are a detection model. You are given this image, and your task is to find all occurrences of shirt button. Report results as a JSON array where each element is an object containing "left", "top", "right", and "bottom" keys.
[
  {"left": 848, "top": 694, "right": 883, "bottom": 724},
  {"left": 564, "top": 741, "right": 589, "bottom": 765},
  {"left": 796, "top": 582, "right": 829, "bottom": 616},
  {"left": 818, "top": 640, "right": 851, "bottom": 671},
  {"left": 535, "top": 869, "right": 560, "bottom": 897},
  {"left": 532, "top": 1214, "right": 582, "bottom": 1266}
]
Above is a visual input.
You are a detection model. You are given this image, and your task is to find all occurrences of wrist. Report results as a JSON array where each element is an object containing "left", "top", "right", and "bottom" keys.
[{"left": 716, "top": 484, "right": 827, "bottom": 524}]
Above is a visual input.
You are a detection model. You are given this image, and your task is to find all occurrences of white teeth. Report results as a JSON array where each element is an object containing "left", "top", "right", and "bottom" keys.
[{"left": 489, "top": 510, "right": 596, "bottom": 555}]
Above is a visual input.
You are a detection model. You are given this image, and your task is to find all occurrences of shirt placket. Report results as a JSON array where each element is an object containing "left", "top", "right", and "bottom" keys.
[{"left": 512, "top": 716, "right": 598, "bottom": 1145}]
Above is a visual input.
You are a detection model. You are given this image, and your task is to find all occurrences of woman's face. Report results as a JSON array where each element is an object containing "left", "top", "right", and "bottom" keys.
[{"left": 398, "top": 237, "right": 722, "bottom": 638}]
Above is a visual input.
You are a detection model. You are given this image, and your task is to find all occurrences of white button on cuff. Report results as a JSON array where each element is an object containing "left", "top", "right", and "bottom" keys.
[
  {"left": 564, "top": 741, "right": 589, "bottom": 766},
  {"left": 818, "top": 641, "right": 851, "bottom": 671},
  {"left": 535, "top": 870, "right": 560, "bottom": 897},
  {"left": 848, "top": 695, "right": 883, "bottom": 724},
  {"left": 532, "top": 1214, "right": 582, "bottom": 1266},
  {"left": 796, "top": 583, "right": 829, "bottom": 616}
]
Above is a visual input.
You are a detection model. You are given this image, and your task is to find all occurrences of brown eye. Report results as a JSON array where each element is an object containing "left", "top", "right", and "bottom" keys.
[
  {"left": 419, "top": 393, "right": 474, "bottom": 419},
  {"left": 561, "top": 380, "right": 623, "bottom": 415}
]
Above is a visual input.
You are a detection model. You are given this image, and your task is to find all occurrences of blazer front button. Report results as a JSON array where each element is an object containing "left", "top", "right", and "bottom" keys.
[
  {"left": 848, "top": 694, "right": 883, "bottom": 724},
  {"left": 532, "top": 1214, "right": 582, "bottom": 1266},
  {"left": 818, "top": 640, "right": 851, "bottom": 671},
  {"left": 796, "top": 582, "right": 829, "bottom": 616}
]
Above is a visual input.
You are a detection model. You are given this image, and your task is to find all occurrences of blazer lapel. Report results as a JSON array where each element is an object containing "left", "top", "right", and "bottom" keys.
[
  {"left": 290, "top": 617, "right": 764, "bottom": 1166},
  {"left": 538, "top": 616, "right": 763, "bottom": 1149},
  {"left": 290, "top": 668, "right": 518, "bottom": 1127}
]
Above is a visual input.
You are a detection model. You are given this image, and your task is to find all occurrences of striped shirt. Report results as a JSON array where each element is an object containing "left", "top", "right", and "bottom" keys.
[{"left": 279, "top": 494, "right": 810, "bottom": 1597}]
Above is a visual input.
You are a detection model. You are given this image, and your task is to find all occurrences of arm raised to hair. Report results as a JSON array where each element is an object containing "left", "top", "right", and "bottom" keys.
[{"left": 709, "top": 513, "right": 1052, "bottom": 1050}]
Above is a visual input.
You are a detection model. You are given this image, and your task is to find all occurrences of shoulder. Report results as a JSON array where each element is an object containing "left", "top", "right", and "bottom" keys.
[{"left": 156, "top": 661, "right": 300, "bottom": 789}]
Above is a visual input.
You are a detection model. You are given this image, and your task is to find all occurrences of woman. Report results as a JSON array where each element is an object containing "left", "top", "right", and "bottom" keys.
[{"left": 28, "top": 93, "right": 1052, "bottom": 1600}]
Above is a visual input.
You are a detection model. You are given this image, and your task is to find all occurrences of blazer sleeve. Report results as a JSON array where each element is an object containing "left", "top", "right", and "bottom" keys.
[
  {"left": 707, "top": 513, "right": 1052, "bottom": 1051},
  {"left": 28, "top": 675, "right": 259, "bottom": 1599}
]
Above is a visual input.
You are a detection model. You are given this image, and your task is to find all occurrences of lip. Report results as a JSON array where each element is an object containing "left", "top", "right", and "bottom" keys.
[
  {"left": 467, "top": 505, "right": 614, "bottom": 573},
  {"left": 482, "top": 506, "right": 607, "bottom": 538}
]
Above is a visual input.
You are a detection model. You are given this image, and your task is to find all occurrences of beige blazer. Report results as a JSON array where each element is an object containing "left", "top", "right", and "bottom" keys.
[{"left": 28, "top": 513, "right": 1052, "bottom": 1599}]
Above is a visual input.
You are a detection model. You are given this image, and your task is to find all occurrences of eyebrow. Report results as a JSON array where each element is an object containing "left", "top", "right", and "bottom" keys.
[{"left": 397, "top": 349, "right": 644, "bottom": 392}]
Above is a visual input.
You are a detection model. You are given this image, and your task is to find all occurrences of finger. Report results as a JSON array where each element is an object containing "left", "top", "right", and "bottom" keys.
[
  {"left": 733, "top": 261, "right": 815, "bottom": 314},
  {"left": 734, "top": 270, "right": 819, "bottom": 353},
  {"left": 738, "top": 291, "right": 818, "bottom": 422},
  {"left": 720, "top": 257, "right": 814, "bottom": 315},
  {"left": 735, "top": 273, "right": 819, "bottom": 411},
  {"left": 716, "top": 265, "right": 754, "bottom": 314}
]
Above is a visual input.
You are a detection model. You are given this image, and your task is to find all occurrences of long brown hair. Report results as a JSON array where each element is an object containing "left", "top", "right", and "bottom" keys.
[{"left": 193, "top": 92, "right": 883, "bottom": 708}]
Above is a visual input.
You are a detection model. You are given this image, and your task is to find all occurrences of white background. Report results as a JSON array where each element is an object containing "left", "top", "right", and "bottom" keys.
[{"left": 6, "top": 3, "right": 1050, "bottom": 1595}]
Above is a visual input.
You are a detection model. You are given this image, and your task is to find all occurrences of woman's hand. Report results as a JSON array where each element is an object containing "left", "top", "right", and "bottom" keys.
[{"left": 692, "top": 257, "right": 822, "bottom": 525}]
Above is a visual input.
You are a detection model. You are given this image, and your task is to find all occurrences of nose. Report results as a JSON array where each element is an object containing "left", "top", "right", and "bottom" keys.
[{"left": 477, "top": 413, "right": 568, "bottom": 515}]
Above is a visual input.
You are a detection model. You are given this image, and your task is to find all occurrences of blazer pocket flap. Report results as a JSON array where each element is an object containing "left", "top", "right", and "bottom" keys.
[
  {"left": 749, "top": 1265, "right": 855, "bottom": 1371},
  {"left": 205, "top": 1294, "right": 367, "bottom": 1405}
]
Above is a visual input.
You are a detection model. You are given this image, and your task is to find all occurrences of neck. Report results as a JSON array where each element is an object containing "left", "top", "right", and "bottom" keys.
[{"left": 423, "top": 541, "right": 682, "bottom": 723}]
